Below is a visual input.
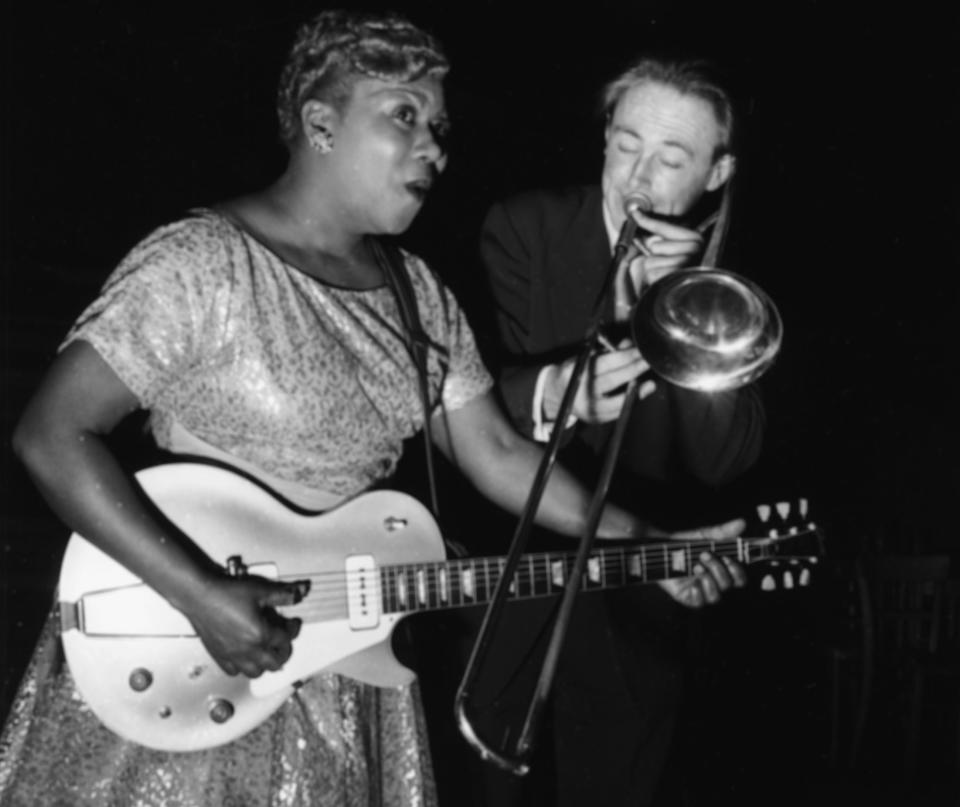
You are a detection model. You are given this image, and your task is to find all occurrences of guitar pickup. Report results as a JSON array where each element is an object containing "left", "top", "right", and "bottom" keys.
[{"left": 345, "top": 554, "right": 381, "bottom": 630}]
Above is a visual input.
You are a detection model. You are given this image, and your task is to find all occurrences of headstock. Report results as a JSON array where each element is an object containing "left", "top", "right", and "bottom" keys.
[{"left": 745, "top": 497, "right": 825, "bottom": 593}]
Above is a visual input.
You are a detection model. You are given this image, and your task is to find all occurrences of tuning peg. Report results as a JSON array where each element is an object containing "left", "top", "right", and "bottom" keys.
[
  {"left": 799, "top": 569, "right": 811, "bottom": 587},
  {"left": 800, "top": 498, "right": 809, "bottom": 518},
  {"left": 783, "top": 570, "right": 794, "bottom": 589},
  {"left": 769, "top": 529, "right": 779, "bottom": 538},
  {"left": 776, "top": 501, "right": 790, "bottom": 520},
  {"left": 757, "top": 504, "right": 772, "bottom": 523},
  {"left": 761, "top": 574, "right": 776, "bottom": 591}
]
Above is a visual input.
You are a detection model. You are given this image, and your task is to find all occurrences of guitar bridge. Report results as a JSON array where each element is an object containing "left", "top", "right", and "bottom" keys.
[{"left": 60, "top": 601, "right": 82, "bottom": 632}]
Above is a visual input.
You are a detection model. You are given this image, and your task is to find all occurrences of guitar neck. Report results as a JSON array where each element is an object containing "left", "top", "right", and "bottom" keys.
[{"left": 378, "top": 533, "right": 799, "bottom": 616}]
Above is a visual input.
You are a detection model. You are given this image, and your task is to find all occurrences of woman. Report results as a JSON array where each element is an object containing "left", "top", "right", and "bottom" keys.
[{"left": 2, "top": 9, "right": 742, "bottom": 806}]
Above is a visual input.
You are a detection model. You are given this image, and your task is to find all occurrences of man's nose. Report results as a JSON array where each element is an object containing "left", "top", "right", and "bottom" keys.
[{"left": 629, "top": 155, "right": 654, "bottom": 185}]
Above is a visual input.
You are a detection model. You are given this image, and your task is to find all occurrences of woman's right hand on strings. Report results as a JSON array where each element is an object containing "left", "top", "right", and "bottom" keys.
[
  {"left": 182, "top": 575, "right": 310, "bottom": 678},
  {"left": 542, "top": 345, "right": 653, "bottom": 425},
  {"left": 11, "top": 341, "right": 310, "bottom": 681}
]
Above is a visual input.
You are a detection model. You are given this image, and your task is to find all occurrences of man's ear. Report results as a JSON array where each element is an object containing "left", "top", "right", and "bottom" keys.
[
  {"left": 706, "top": 154, "right": 736, "bottom": 192},
  {"left": 603, "top": 116, "right": 614, "bottom": 147}
]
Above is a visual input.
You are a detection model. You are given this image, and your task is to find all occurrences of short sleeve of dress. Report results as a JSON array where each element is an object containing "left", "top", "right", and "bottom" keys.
[
  {"left": 64, "top": 216, "right": 235, "bottom": 408},
  {"left": 404, "top": 253, "right": 493, "bottom": 414}
]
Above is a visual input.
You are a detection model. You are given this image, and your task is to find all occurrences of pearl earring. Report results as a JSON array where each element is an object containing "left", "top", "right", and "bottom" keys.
[{"left": 309, "top": 129, "right": 333, "bottom": 154}]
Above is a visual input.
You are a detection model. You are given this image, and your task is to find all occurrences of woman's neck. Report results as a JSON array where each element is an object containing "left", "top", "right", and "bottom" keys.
[
  {"left": 262, "top": 170, "right": 363, "bottom": 259},
  {"left": 219, "top": 175, "right": 383, "bottom": 288}
]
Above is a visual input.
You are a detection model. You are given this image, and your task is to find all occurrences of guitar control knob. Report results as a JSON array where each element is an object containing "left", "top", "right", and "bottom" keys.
[
  {"left": 129, "top": 668, "right": 154, "bottom": 692},
  {"left": 209, "top": 698, "right": 235, "bottom": 724}
]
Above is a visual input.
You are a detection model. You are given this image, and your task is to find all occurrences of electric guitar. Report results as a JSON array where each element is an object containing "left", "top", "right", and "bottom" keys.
[{"left": 58, "top": 462, "right": 822, "bottom": 752}]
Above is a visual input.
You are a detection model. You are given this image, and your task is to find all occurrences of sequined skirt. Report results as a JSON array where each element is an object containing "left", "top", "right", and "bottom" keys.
[{"left": 0, "top": 607, "right": 437, "bottom": 806}]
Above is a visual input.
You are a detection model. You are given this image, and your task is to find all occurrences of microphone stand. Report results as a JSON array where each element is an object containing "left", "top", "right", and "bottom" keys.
[{"left": 455, "top": 213, "right": 643, "bottom": 775}]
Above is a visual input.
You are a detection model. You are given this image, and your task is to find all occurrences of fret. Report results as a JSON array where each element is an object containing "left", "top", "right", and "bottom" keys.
[
  {"left": 394, "top": 567, "right": 409, "bottom": 611},
  {"left": 606, "top": 547, "right": 625, "bottom": 589},
  {"left": 381, "top": 567, "right": 394, "bottom": 614},
  {"left": 515, "top": 558, "right": 529, "bottom": 598},
  {"left": 415, "top": 567, "right": 427, "bottom": 609},
  {"left": 449, "top": 561, "right": 463, "bottom": 606},
  {"left": 587, "top": 556, "right": 601, "bottom": 587},
  {"left": 475, "top": 559, "right": 487, "bottom": 603},
  {"left": 551, "top": 557, "right": 565, "bottom": 588},
  {"left": 438, "top": 565, "right": 449, "bottom": 604},
  {"left": 429, "top": 565, "right": 440, "bottom": 609},
  {"left": 620, "top": 547, "right": 632, "bottom": 585},
  {"left": 670, "top": 548, "right": 687, "bottom": 576},
  {"left": 391, "top": 566, "right": 404, "bottom": 612},
  {"left": 461, "top": 563, "right": 476, "bottom": 602},
  {"left": 428, "top": 565, "right": 440, "bottom": 609},
  {"left": 497, "top": 557, "right": 509, "bottom": 600},
  {"left": 477, "top": 560, "right": 488, "bottom": 601},
  {"left": 628, "top": 551, "right": 643, "bottom": 580},
  {"left": 478, "top": 558, "right": 490, "bottom": 602},
  {"left": 406, "top": 566, "right": 419, "bottom": 610}
]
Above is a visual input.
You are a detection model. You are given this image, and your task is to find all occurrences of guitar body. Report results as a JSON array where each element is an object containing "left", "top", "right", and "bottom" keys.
[
  {"left": 58, "top": 463, "right": 444, "bottom": 752},
  {"left": 58, "top": 462, "right": 822, "bottom": 753}
]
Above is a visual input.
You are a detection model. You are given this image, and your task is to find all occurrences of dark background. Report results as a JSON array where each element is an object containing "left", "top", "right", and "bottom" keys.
[{"left": 1, "top": 1, "right": 958, "bottom": 803}]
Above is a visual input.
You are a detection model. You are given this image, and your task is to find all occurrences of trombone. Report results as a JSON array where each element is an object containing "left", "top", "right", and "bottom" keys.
[{"left": 454, "top": 196, "right": 783, "bottom": 775}]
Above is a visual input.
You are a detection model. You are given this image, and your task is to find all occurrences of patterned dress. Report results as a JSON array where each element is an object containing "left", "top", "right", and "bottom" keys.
[{"left": 0, "top": 210, "right": 492, "bottom": 806}]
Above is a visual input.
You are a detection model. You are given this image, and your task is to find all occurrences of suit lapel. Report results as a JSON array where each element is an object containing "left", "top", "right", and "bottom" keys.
[{"left": 550, "top": 187, "right": 612, "bottom": 347}]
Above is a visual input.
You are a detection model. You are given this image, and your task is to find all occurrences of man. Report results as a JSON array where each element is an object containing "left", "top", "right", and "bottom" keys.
[{"left": 478, "top": 57, "right": 765, "bottom": 805}]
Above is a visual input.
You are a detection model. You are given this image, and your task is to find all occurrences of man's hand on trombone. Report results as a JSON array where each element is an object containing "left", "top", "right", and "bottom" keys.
[{"left": 540, "top": 341, "right": 656, "bottom": 426}]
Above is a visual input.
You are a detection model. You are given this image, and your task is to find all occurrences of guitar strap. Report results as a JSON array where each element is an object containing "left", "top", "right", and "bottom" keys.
[{"left": 369, "top": 237, "right": 443, "bottom": 528}]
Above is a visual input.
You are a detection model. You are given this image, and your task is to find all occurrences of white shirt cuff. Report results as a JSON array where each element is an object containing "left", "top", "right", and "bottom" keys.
[{"left": 532, "top": 364, "right": 578, "bottom": 442}]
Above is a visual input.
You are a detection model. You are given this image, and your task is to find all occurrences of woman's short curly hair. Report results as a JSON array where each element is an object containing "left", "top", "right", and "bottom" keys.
[{"left": 276, "top": 9, "right": 449, "bottom": 146}]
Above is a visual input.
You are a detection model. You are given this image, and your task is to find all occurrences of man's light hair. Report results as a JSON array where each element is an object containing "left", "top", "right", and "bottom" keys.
[{"left": 602, "top": 57, "right": 736, "bottom": 159}]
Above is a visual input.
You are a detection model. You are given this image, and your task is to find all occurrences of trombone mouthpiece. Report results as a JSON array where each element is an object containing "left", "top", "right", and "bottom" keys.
[{"left": 624, "top": 195, "right": 652, "bottom": 217}]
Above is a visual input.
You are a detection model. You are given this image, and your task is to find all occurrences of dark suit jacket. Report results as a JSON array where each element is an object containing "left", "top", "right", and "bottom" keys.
[{"left": 481, "top": 185, "right": 765, "bottom": 524}]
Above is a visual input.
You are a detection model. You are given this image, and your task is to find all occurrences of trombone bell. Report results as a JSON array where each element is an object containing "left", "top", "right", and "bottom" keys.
[{"left": 631, "top": 268, "right": 782, "bottom": 392}]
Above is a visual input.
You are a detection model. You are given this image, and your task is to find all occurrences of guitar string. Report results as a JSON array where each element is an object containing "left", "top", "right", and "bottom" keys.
[
  {"left": 269, "top": 527, "right": 817, "bottom": 587},
  {"left": 276, "top": 528, "right": 817, "bottom": 591},
  {"left": 275, "top": 530, "right": 817, "bottom": 594},
  {"left": 77, "top": 531, "right": 820, "bottom": 633},
  {"left": 83, "top": 532, "right": 816, "bottom": 623},
  {"left": 275, "top": 531, "right": 818, "bottom": 619}
]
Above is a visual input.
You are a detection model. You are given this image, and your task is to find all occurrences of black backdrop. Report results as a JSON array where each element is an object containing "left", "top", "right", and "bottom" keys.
[{"left": 1, "top": 0, "right": 958, "bottom": 800}]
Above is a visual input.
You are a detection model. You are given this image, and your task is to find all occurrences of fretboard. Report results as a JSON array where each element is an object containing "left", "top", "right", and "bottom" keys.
[{"left": 379, "top": 537, "right": 754, "bottom": 615}]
